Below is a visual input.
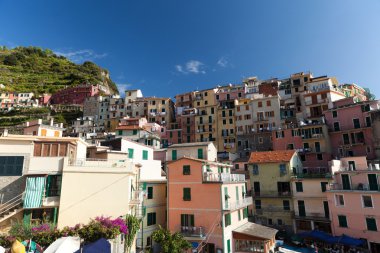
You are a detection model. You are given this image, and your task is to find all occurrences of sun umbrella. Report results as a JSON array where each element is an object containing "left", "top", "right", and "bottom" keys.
[{"left": 44, "top": 237, "right": 80, "bottom": 253}]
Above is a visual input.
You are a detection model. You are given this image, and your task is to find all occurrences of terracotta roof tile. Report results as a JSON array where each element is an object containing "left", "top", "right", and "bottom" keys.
[{"left": 248, "top": 150, "right": 296, "bottom": 164}]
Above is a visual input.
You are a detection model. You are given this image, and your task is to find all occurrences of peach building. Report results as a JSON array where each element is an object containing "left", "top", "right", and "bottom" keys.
[
  {"left": 327, "top": 156, "right": 380, "bottom": 252},
  {"left": 167, "top": 157, "right": 278, "bottom": 253}
]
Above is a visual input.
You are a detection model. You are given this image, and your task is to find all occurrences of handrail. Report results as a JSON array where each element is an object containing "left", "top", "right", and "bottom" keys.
[{"left": 0, "top": 192, "right": 24, "bottom": 218}]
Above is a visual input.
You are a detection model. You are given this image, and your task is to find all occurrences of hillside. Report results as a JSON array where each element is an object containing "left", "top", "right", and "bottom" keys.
[{"left": 0, "top": 46, "right": 118, "bottom": 95}]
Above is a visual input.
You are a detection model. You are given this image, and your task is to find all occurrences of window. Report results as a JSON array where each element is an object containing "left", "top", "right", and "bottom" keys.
[
  {"left": 366, "top": 218, "right": 377, "bottom": 231},
  {"left": 183, "top": 165, "right": 191, "bottom": 175},
  {"left": 143, "top": 150, "right": 148, "bottom": 160},
  {"left": 366, "top": 116, "right": 372, "bottom": 127},
  {"left": 280, "top": 164, "right": 286, "bottom": 175},
  {"left": 336, "top": 194, "right": 345, "bottom": 206},
  {"left": 0, "top": 156, "right": 24, "bottom": 176},
  {"left": 225, "top": 213, "right": 231, "bottom": 227},
  {"left": 362, "top": 196, "right": 373, "bottom": 208},
  {"left": 183, "top": 188, "right": 191, "bottom": 201},
  {"left": 317, "top": 154, "right": 323, "bottom": 160},
  {"left": 266, "top": 100, "right": 271, "bottom": 106},
  {"left": 283, "top": 200, "right": 290, "bottom": 210},
  {"left": 334, "top": 122, "right": 340, "bottom": 131},
  {"left": 133, "top": 129, "right": 138, "bottom": 135},
  {"left": 321, "top": 182, "right": 328, "bottom": 192},
  {"left": 128, "top": 148, "right": 134, "bottom": 159},
  {"left": 252, "top": 164, "right": 259, "bottom": 175},
  {"left": 162, "top": 100, "right": 166, "bottom": 104},
  {"left": 353, "top": 118, "right": 360, "bottom": 129},
  {"left": 296, "top": 182, "right": 303, "bottom": 192},
  {"left": 147, "top": 187, "right": 153, "bottom": 199},
  {"left": 243, "top": 207, "right": 248, "bottom": 218},
  {"left": 258, "top": 102, "right": 262, "bottom": 107},
  {"left": 172, "top": 150, "right": 177, "bottom": 160},
  {"left": 258, "top": 137, "right": 263, "bottom": 144},
  {"left": 223, "top": 119, "right": 226, "bottom": 125},
  {"left": 332, "top": 111, "right": 338, "bottom": 118},
  {"left": 338, "top": 215, "right": 348, "bottom": 228},
  {"left": 268, "top": 218, "right": 273, "bottom": 225},
  {"left": 147, "top": 212, "right": 156, "bottom": 226},
  {"left": 277, "top": 219, "right": 283, "bottom": 226},
  {"left": 46, "top": 175, "right": 62, "bottom": 197},
  {"left": 343, "top": 134, "right": 350, "bottom": 145},
  {"left": 181, "top": 214, "right": 194, "bottom": 226},
  {"left": 197, "top": 148, "right": 203, "bottom": 159},
  {"left": 238, "top": 210, "right": 241, "bottom": 221},
  {"left": 255, "top": 200, "right": 261, "bottom": 209},
  {"left": 146, "top": 237, "right": 151, "bottom": 247}
]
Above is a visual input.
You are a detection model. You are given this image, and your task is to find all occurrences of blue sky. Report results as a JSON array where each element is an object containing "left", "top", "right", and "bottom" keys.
[{"left": 1, "top": 0, "right": 380, "bottom": 98}]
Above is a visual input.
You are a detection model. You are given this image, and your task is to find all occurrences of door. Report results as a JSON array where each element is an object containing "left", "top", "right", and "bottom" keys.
[
  {"left": 368, "top": 174, "right": 378, "bottom": 191},
  {"left": 254, "top": 182, "right": 260, "bottom": 196},
  {"left": 298, "top": 200, "right": 306, "bottom": 217},
  {"left": 315, "top": 142, "right": 321, "bottom": 153},
  {"left": 341, "top": 174, "right": 351, "bottom": 190},
  {"left": 323, "top": 201, "right": 330, "bottom": 218}
]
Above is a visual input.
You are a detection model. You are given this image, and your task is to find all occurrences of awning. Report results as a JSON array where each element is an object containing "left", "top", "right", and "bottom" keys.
[
  {"left": 299, "top": 230, "right": 339, "bottom": 244},
  {"left": 23, "top": 177, "right": 46, "bottom": 208},
  {"left": 337, "top": 234, "right": 365, "bottom": 247},
  {"left": 233, "top": 222, "right": 278, "bottom": 240}
]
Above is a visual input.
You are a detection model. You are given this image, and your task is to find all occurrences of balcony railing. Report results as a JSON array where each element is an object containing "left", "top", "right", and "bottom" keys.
[
  {"left": 255, "top": 206, "right": 292, "bottom": 213},
  {"left": 328, "top": 183, "right": 380, "bottom": 192},
  {"left": 294, "top": 212, "right": 329, "bottom": 221},
  {"left": 203, "top": 172, "right": 245, "bottom": 183},
  {"left": 67, "top": 158, "right": 135, "bottom": 170},
  {"left": 292, "top": 173, "right": 332, "bottom": 179},
  {"left": 253, "top": 191, "right": 292, "bottom": 198},
  {"left": 224, "top": 197, "right": 253, "bottom": 211},
  {"left": 180, "top": 226, "right": 206, "bottom": 238}
]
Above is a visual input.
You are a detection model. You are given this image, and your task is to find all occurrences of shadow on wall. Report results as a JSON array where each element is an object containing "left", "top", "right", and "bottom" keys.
[{"left": 0, "top": 176, "right": 26, "bottom": 204}]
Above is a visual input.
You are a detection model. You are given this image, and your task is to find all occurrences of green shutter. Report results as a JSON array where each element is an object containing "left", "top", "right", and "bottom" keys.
[
  {"left": 45, "top": 175, "right": 51, "bottom": 197},
  {"left": 242, "top": 186, "right": 245, "bottom": 197},
  {"left": 148, "top": 187, "right": 153, "bottom": 199},
  {"left": 170, "top": 132, "right": 173, "bottom": 138},
  {"left": 23, "top": 209, "right": 31, "bottom": 225},
  {"left": 53, "top": 207, "right": 58, "bottom": 226},
  {"left": 172, "top": 150, "right": 177, "bottom": 160},
  {"left": 118, "top": 130, "right": 123, "bottom": 135},
  {"left": 224, "top": 187, "right": 228, "bottom": 209},
  {"left": 238, "top": 210, "right": 241, "bottom": 221},
  {"left": 142, "top": 182, "right": 147, "bottom": 191},
  {"left": 218, "top": 167, "right": 221, "bottom": 173},
  {"left": 366, "top": 218, "right": 377, "bottom": 231},
  {"left": 24, "top": 177, "right": 46, "bottom": 208},
  {"left": 236, "top": 186, "right": 239, "bottom": 201},
  {"left": 197, "top": 148, "right": 203, "bottom": 159},
  {"left": 190, "top": 215, "right": 194, "bottom": 226},
  {"left": 143, "top": 150, "right": 148, "bottom": 160},
  {"left": 227, "top": 239, "right": 231, "bottom": 253},
  {"left": 338, "top": 215, "right": 347, "bottom": 227},
  {"left": 133, "top": 129, "right": 137, "bottom": 135},
  {"left": 181, "top": 214, "right": 185, "bottom": 226},
  {"left": 183, "top": 188, "right": 191, "bottom": 201},
  {"left": 128, "top": 148, "right": 134, "bottom": 159}
]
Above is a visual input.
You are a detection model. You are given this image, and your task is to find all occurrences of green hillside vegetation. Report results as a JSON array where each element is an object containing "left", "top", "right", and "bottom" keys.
[{"left": 0, "top": 46, "right": 118, "bottom": 95}]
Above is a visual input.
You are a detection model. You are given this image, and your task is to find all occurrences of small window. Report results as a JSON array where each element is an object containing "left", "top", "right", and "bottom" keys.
[
  {"left": 268, "top": 218, "right": 273, "bottom": 225},
  {"left": 225, "top": 213, "right": 231, "bottom": 227},
  {"left": 147, "top": 187, "right": 153, "bottom": 199},
  {"left": 334, "top": 122, "right": 340, "bottom": 131},
  {"left": 255, "top": 200, "right": 261, "bottom": 209},
  {"left": 252, "top": 164, "right": 259, "bottom": 175},
  {"left": 128, "top": 148, "right": 134, "bottom": 159},
  {"left": 258, "top": 101, "right": 262, "bottom": 107},
  {"left": 295, "top": 182, "right": 303, "bottom": 192},
  {"left": 283, "top": 200, "right": 290, "bottom": 210},
  {"left": 279, "top": 164, "right": 286, "bottom": 175},
  {"left": 183, "top": 165, "right": 191, "bottom": 175},
  {"left": 183, "top": 188, "right": 191, "bottom": 201},
  {"left": 147, "top": 212, "right": 156, "bottom": 226},
  {"left": 197, "top": 148, "right": 203, "bottom": 159},
  {"left": 143, "top": 150, "right": 148, "bottom": 160},
  {"left": 277, "top": 219, "right": 283, "bottom": 226},
  {"left": 321, "top": 182, "right": 328, "bottom": 192},
  {"left": 363, "top": 196, "right": 373, "bottom": 208},
  {"left": 266, "top": 100, "right": 271, "bottom": 106},
  {"left": 338, "top": 215, "right": 348, "bottom": 228},
  {"left": 317, "top": 154, "right": 323, "bottom": 160},
  {"left": 353, "top": 118, "right": 360, "bottom": 129},
  {"left": 336, "top": 194, "right": 345, "bottom": 206},
  {"left": 332, "top": 111, "right": 338, "bottom": 118},
  {"left": 366, "top": 218, "right": 377, "bottom": 231}
]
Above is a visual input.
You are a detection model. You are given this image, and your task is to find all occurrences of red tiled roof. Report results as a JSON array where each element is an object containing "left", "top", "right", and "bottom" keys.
[
  {"left": 115, "top": 125, "right": 142, "bottom": 130},
  {"left": 248, "top": 150, "right": 296, "bottom": 164}
]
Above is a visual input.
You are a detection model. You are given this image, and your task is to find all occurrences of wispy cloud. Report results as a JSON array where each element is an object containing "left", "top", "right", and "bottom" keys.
[
  {"left": 175, "top": 60, "right": 206, "bottom": 74},
  {"left": 217, "top": 56, "right": 228, "bottom": 67},
  {"left": 54, "top": 49, "right": 107, "bottom": 63},
  {"left": 116, "top": 83, "right": 133, "bottom": 93}
]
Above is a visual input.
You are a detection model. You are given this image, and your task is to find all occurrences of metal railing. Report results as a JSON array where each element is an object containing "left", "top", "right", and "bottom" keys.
[
  {"left": 328, "top": 183, "right": 380, "bottom": 191},
  {"left": 203, "top": 172, "right": 245, "bottom": 183},
  {"left": 224, "top": 197, "right": 253, "bottom": 211},
  {"left": 180, "top": 226, "right": 206, "bottom": 238},
  {"left": 68, "top": 158, "right": 133, "bottom": 168},
  {"left": 253, "top": 191, "right": 292, "bottom": 198},
  {"left": 0, "top": 192, "right": 23, "bottom": 220}
]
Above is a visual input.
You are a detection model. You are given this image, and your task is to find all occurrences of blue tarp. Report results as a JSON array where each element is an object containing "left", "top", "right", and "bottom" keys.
[
  {"left": 337, "top": 234, "right": 365, "bottom": 247},
  {"left": 74, "top": 238, "right": 111, "bottom": 253},
  {"left": 299, "top": 230, "right": 339, "bottom": 244}
]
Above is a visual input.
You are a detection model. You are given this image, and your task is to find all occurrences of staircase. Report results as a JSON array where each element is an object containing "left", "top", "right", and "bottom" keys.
[{"left": 0, "top": 193, "right": 24, "bottom": 224}]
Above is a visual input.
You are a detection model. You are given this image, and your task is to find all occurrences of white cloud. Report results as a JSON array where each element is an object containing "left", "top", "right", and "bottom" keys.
[
  {"left": 54, "top": 49, "right": 107, "bottom": 63},
  {"left": 116, "top": 83, "right": 133, "bottom": 93},
  {"left": 217, "top": 57, "right": 228, "bottom": 67},
  {"left": 175, "top": 60, "right": 206, "bottom": 74}
]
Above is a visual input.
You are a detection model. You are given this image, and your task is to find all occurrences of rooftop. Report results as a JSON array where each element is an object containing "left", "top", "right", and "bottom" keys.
[
  {"left": 248, "top": 150, "right": 296, "bottom": 164},
  {"left": 233, "top": 222, "right": 278, "bottom": 240},
  {"left": 167, "top": 156, "right": 232, "bottom": 167},
  {"left": 168, "top": 142, "right": 212, "bottom": 148}
]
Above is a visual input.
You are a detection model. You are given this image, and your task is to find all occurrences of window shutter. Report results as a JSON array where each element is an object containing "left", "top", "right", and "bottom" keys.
[
  {"left": 197, "top": 149, "right": 203, "bottom": 159},
  {"left": 128, "top": 148, "right": 134, "bottom": 159},
  {"left": 143, "top": 150, "right": 148, "bottom": 160},
  {"left": 190, "top": 215, "right": 194, "bottom": 226},
  {"left": 172, "top": 150, "right": 177, "bottom": 160},
  {"left": 366, "top": 218, "right": 377, "bottom": 231},
  {"left": 45, "top": 175, "right": 51, "bottom": 197}
]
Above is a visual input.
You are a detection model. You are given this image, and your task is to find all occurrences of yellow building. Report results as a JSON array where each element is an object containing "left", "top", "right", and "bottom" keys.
[
  {"left": 193, "top": 88, "right": 218, "bottom": 146},
  {"left": 146, "top": 97, "right": 175, "bottom": 126},
  {"left": 248, "top": 150, "right": 302, "bottom": 233}
]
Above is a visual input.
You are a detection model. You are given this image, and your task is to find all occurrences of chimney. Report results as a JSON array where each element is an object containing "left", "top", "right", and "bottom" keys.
[{"left": 50, "top": 118, "right": 54, "bottom": 126}]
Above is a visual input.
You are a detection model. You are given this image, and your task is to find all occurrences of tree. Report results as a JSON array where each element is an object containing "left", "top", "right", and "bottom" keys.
[
  {"left": 151, "top": 226, "right": 191, "bottom": 253},
  {"left": 364, "top": 88, "right": 376, "bottom": 101},
  {"left": 124, "top": 214, "right": 141, "bottom": 253}
]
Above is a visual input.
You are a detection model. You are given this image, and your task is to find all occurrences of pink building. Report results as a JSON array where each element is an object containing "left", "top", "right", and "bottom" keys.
[
  {"left": 167, "top": 157, "right": 277, "bottom": 253},
  {"left": 50, "top": 84, "right": 99, "bottom": 105},
  {"left": 327, "top": 156, "right": 380, "bottom": 252},
  {"left": 38, "top": 94, "right": 51, "bottom": 106},
  {"left": 324, "top": 98, "right": 379, "bottom": 160}
]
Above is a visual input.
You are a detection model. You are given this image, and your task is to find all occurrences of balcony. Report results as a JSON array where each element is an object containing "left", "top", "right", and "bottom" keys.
[
  {"left": 294, "top": 212, "right": 330, "bottom": 221},
  {"left": 28, "top": 157, "right": 64, "bottom": 174},
  {"left": 181, "top": 226, "right": 206, "bottom": 239},
  {"left": 223, "top": 197, "right": 253, "bottom": 211},
  {"left": 66, "top": 158, "right": 136, "bottom": 173},
  {"left": 253, "top": 191, "right": 292, "bottom": 198},
  {"left": 302, "top": 133, "right": 324, "bottom": 140},
  {"left": 203, "top": 172, "right": 245, "bottom": 183},
  {"left": 328, "top": 183, "right": 380, "bottom": 192},
  {"left": 256, "top": 206, "right": 292, "bottom": 213}
]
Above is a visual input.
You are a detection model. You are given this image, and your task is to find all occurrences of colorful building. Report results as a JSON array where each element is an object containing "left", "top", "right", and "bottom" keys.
[
  {"left": 327, "top": 156, "right": 380, "bottom": 252},
  {"left": 248, "top": 150, "right": 302, "bottom": 233},
  {"left": 50, "top": 84, "right": 100, "bottom": 105}
]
